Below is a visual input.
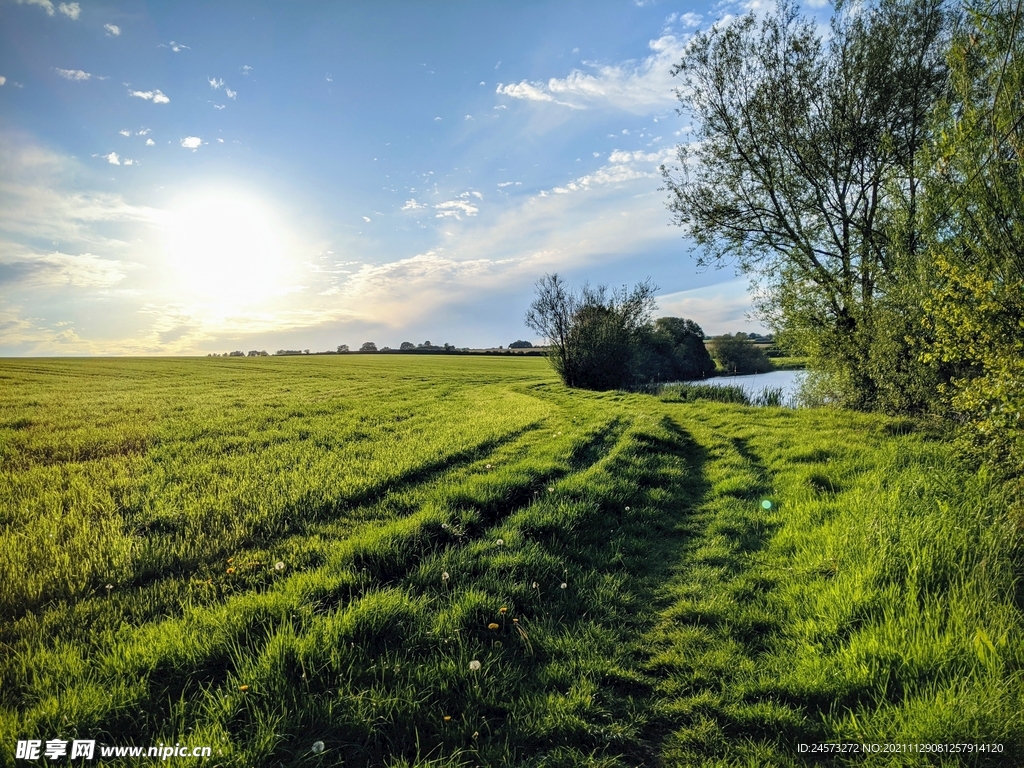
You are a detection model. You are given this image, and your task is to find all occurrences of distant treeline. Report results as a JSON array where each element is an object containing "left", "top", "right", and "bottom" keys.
[{"left": 208, "top": 347, "right": 547, "bottom": 357}]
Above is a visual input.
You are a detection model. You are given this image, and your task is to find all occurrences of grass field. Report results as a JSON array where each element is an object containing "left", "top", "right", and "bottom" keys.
[{"left": 1, "top": 356, "right": 1022, "bottom": 767}]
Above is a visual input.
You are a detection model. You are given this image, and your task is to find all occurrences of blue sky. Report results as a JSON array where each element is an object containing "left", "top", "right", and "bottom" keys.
[{"left": 0, "top": 0, "right": 784, "bottom": 355}]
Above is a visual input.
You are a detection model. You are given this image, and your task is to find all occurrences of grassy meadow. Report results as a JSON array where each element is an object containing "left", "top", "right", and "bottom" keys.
[{"left": 1, "top": 356, "right": 1022, "bottom": 766}]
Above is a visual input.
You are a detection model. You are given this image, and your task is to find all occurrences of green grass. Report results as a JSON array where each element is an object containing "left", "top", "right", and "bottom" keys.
[{"left": 1, "top": 356, "right": 1021, "bottom": 767}]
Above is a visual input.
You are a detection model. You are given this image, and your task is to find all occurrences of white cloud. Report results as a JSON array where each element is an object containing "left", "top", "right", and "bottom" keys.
[
  {"left": 225, "top": 87, "right": 236, "bottom": 99},
  {"left": 656, "top": 279, "right": 762, "bottom": 335},
  {"left": 55, "top": 68, "right": 92, "bottom": 81},
  {"left": 104, "top": 23, "right": 120, "bottom": 36},
  {"left": 103, "top": 152, "right": 120, "bottom": 165},
  {"left": 208, "top": 77, "right": 224, "bottom": 89},
  {"left": 217, "top": 138, "right": 224, "bottom": 143},
  {"left": 434, "top": 200, "right": 479, "bottom": 219},
  {"left": 160, "top": 41, "right": 189, "bottom": 52},
  {"left": 57, "top": 2, "right": 79, "bottom": 19},
  {"left": 401, "top": 199, "right": 426, "bottom": 211},
  {"left": 137, "top": 128, "right": 150, "bottom": 135},
  {"left": 123, "top": 158, "right": 135, "bottom": 166},
  {"left": 129, "top": 89, "right": 170, "bottom": 104},
  {"left": 496, "top": 181, "right": 521, "bottom": 188},
  {"left": 434, "top": 116, "right": 442, "bottom": 121},
  {"left": 1, "top": 249, "right": 129, "bottom": 289},
  {"left": 241, "top": 65, "right": 252, "bottom": 75},
  {"left": 0, "top": 77, "right": 6, "bottom": 86},
  {"left": 545, "top": 146, "right": 674, "bottom": 195},
  {"left": 213, "top": 104, "right": 225, "bottom": 110},
  {"left": 119, "top": 129, "right": 130, "bottom": 137},
  {"left": 17, "top": 0, "right": 55, "bottom": 16},
  {"left": 496, "top": 34, "right": 689, "bottom": 113},
  {"left": 180, "top": 136, "right": 202, "bottom": 150},
  {"left": 607, "top": 148, "right": 665, "bottom": 163},
  {"left": 680, "top": 12, "right": 703, "bottom": 27},
  {"left": 494, "top": 81, "right": 584, "bottom": 109},
  {"left": 145, "top": 138, "right": 154, "bottom": 146},
  {"left": 362, "top": 216, "right": 371, "bottom": 222},
  {"left": 464, "top": 114, "right": 473, "bottom": 120}
]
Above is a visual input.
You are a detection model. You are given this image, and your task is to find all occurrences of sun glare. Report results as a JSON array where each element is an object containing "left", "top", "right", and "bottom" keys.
[{"left": 165, "top": 190, "right": 294, "bottom": 309}]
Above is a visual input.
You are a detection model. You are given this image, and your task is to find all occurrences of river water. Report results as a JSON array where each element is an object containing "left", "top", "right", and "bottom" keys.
[{"left": 699, "top": 369, "right": 806, "bottom": 405}]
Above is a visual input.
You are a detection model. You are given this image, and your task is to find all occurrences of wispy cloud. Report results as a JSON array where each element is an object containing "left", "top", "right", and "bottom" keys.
[
  {"left": 495, "top": 34, "right": 689, "bottom": 113},
  {"left": 118, "top": 129, "right": 130, "bottom": 137},
  {"left": 54, "top": 68, "right": 94, "bottom": 81},
  {"left": 159, "top": 41, "right": 189, "bottom": 52},
  {"left": 494, "top": 81, "right": 585, "bottom": 109},
  {"left": 104, "top": 23, "right": 120, "bottom": 36},
  {"left": 241, "top": 65, "right": 252, "bottom": 75},
  {"left": 179, "top": 136, "right": 202, "bottom": 150},
  {"left": 57, "top": 2, "right": 79, "bottom": 19},
  {"left": 129, "top": 89, "right": 170, "bottom": 104},
  {"left": 0, "top": 248, "right": 129, "bottom": 288},
  {"left": 656, "top": 279, "right": 761, "bottom": 334},
  {"left": 225, "top": 87, "right": 236, "bottom": 99},
  {"left": 17, "top": 0, "right": 56, "bottom": 16},
  {"left": 434, "top": 199, "right": 479, "bottom": 219},
  {"left": 208, "top": 77, "right": 224, "bottom": 89},
  {"left": 401, "top": 199, "right": 426, "bottom": 211}
]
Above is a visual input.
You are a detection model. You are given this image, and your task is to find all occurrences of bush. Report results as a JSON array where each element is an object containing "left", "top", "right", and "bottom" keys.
[{"left": 525, "top": 274, "right": 657, "bottom": 390}]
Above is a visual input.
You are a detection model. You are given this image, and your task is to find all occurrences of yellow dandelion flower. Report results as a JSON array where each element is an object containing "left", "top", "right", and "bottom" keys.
[
  {"left": 499, "top": 606, "right": 508, "bottom": 614},
  {"left": 227, "top": 567, "right": 236, "bottom": 574},
  {"left": 443, "top": 715, "right": 451, "bottom": 722},
  {"left": 488, "top": 622, "right": 499, "bottom": 630},
  {"left": 239, "top": 685, "right": 249, "bottom": 691}
]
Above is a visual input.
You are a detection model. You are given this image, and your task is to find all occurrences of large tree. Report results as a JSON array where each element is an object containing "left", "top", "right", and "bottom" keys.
[
  {"left": 662, "top": 0, "right": 951, "bottom": 410},
  {"left": 921, "top": 0, "right": 1024, "bottom": 473}
]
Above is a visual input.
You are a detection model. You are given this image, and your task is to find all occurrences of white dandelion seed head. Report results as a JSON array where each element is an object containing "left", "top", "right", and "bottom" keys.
[
  {"left": 469, "top": 659, "right": 481, "bottom": 671},
  {"left": 547, "top": 487, "right": 554, "bottom": 492},
  {"left": 274, "top": 561, "right": 285, "bottom": 571},
  {"left": 311, "top": 741, "right": 325, "bottom": 754},
  {"left": 496, "top": 538, "right": 504, "bottom": 546},
  {"left": 531, "top": 581, "right": 539, "bottom": 589},
  {"left": 625, "top": 506, "right": 631, "bottom": 511},
  {"left": 442, "top": 572, "right": 450, "bottom": 580},
  {"left": 560, "top": 582, "right": 567, "bottom": 589}
]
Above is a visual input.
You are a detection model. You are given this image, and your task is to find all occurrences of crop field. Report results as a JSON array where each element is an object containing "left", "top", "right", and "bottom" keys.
[{"left": 1, "top": 356, "right": 1022, "bottom": 767}]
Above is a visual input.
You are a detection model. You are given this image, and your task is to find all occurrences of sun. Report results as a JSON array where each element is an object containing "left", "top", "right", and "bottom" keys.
[{"left": 165, "top": 189, "right": 294, "bottom": 308}]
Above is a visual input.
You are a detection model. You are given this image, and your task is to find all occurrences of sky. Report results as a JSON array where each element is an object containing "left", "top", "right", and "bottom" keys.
[{"left": 0, "top": 0, "right": 793, "bottom": 355}]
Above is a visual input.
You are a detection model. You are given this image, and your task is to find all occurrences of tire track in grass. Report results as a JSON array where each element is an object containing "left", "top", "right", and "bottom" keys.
[
  {"left": 3, "top": 412, "right": 631, "bottom": 754},
  {"left": 643, "top": 412, "right": 801, "bottom": 766}
]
